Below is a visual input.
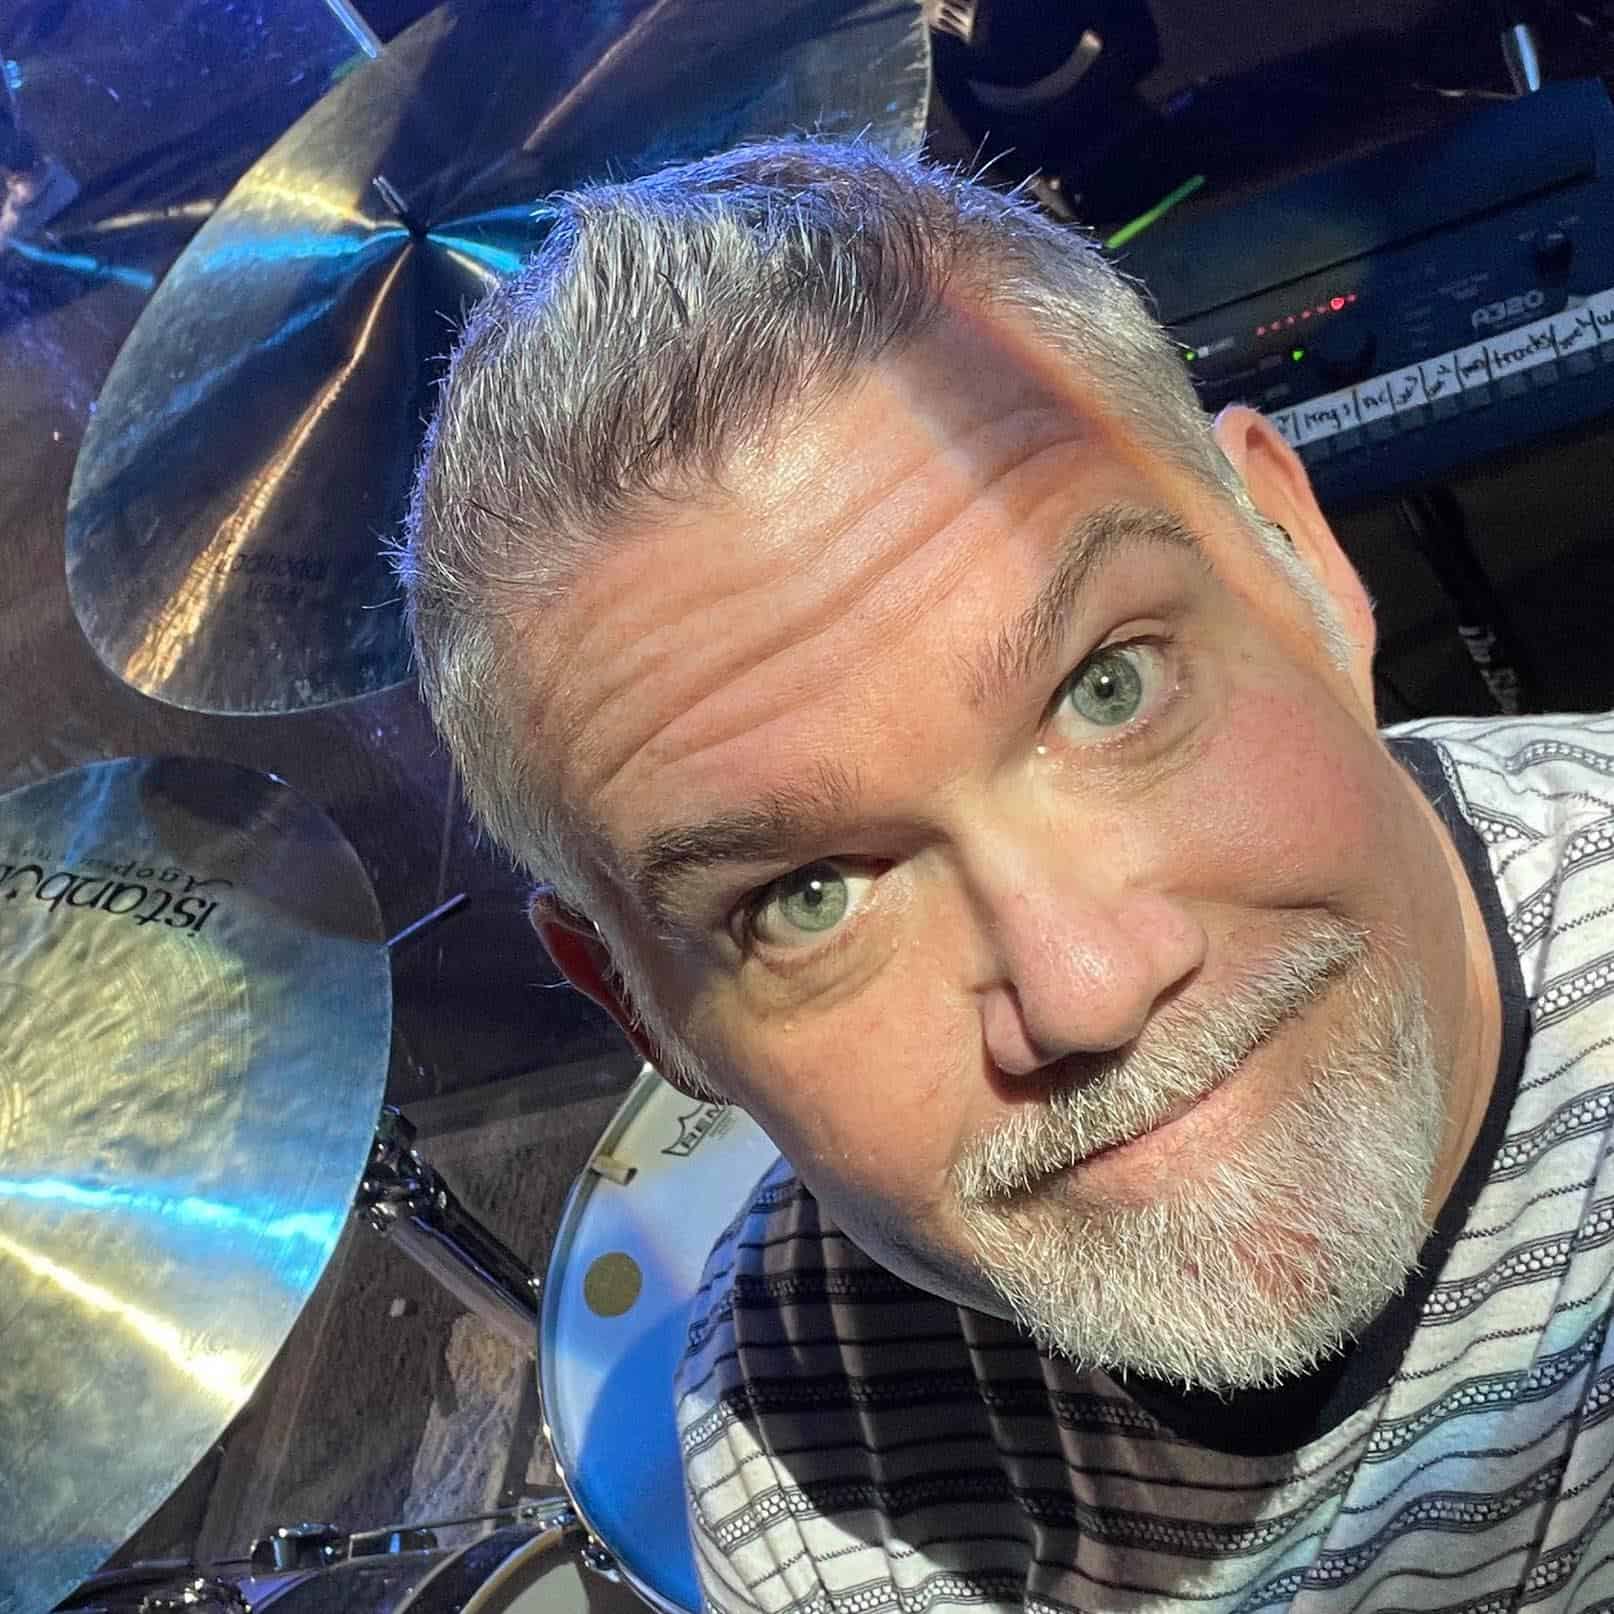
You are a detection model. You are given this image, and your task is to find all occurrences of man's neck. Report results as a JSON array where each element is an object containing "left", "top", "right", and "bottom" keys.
[{"left": 1409, "top": 771, "right": 1503, "bottom": 1222}]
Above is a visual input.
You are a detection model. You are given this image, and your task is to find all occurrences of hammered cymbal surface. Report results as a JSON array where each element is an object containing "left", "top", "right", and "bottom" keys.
[
  {"left": 65, "top": 0, "right": 932, "bottom": 714},
  {"left": 0, "top": 756, "right": 390, "bottom": 1614}
]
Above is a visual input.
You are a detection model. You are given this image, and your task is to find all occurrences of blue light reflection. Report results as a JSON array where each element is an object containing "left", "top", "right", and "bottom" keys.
[
  {"left": 431, "top": 234, "right": 526, "bottom": 276},
  {"left": 0, "top": 1175, "right": 345, "bottom": 1254},
  {"left": 195, "top": 226, "right": 405, "bottom": 276},
  {"left": 7, "top": 238, "right": 156, "bottom": 291}
]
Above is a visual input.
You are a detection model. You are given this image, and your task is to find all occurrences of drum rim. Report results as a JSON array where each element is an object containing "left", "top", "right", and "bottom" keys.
[
  {"left": 538, "top": 1062, "right": 667, "bottom": 1466},
  {"left": 537, "top": 1064, "right": 695, "bottom": 1614},
  {"left": 400, "top": 1521, "right": 571, "bottom": 1614},
  {"left": 456, "top": 1525, "right": 568, "bottom": 1614}
]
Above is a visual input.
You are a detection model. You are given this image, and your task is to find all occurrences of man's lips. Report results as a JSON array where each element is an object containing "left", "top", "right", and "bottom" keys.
[
  {"left": 1071, "top": 1045, "right": 1258, "bottom": 1174},
  {"left": 965, "top": 943, "right": 1361, "bottom": 1205},
  {"left": 972, "top": 1045, "right": 1261, "bottom": 1207},
  {"left": 1075, "top": 1065, "right": 1238, "bottom": 1166},
  {"left": 1072, "top": 966, "right": 1336, "bottom": 1171}
]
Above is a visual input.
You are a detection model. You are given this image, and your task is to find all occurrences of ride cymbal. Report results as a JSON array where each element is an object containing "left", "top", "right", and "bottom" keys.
[{"left": 0, "top": 756, "right": 390, "bottom": 1614}]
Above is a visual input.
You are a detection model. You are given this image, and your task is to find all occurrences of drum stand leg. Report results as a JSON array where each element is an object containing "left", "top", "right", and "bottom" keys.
[{"left": 356, "top": 1107, "right": 540, "bottom": 1355}]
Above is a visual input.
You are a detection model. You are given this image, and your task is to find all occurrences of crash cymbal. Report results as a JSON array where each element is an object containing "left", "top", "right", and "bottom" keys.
[
  {"left": 0, "top": 0, "right": 379, "bottom": 361},
  {"left": 0, "top": 756, "right": 390, "bottom": 1614},
  {"left": 64, "top": 0, "right": 933, "bottom": 715}
]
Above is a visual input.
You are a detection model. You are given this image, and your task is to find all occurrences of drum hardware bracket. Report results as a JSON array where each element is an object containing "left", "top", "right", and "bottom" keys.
[
  {"left": 249, "top": 1520, "right": 358, "bottom": 1571},
  {"left": 586, "top": 1150, "right": 637, "bottom": 1187},
  {"left": 137, "top": 1575, "right": 250, "bottom": 1612},
  {"left": 357, "top": 1108, "right": 542, "bottom": 1357},
  {"left": 243, "top": 1515, "right": 440, "bottom": 1569},
  {"left": 580, "top": 1535, "right": 625, "bottom": 1582},
  {"left": 517, "top": 1493, "right": 582, "bottom": 1530},
  {"left": 482, "top": 1496, "right": 621, "bottom": 1585},
  {"left": 507, "top": 1492, "right": 618, "bottom": 1584}
]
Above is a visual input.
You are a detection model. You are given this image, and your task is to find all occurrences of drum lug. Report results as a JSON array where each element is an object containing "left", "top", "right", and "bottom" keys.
[
  {"left": 249, "top": 1521, "right": 346, "bottom": 1571},
  {"left": 586, "top": 1151, "right": 636, "bottom": 1187},
  {"left": 138, "top": 1576, "right": 250, "bottom": 1613},
  {"left": 519, "top": 1494, "right": 581, "bottom": 1532},
  {"left": 580, "top": 1537, "right": 623, "bottom": 1582}
]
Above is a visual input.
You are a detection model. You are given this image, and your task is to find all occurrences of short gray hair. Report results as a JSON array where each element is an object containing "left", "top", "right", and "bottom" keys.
[{"left": 397, "top": 138, "right": 1340, "bottom": 908}]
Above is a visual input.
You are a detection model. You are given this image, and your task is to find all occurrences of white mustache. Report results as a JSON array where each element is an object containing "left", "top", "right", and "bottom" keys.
[{"left": 952, "top": 916, "right": 1369, "bottom": 1204}]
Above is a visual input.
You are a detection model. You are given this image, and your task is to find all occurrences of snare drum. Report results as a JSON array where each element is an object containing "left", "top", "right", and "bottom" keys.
[{"left": 539, "top": 1069, "right": 781, "bottom": 1614}]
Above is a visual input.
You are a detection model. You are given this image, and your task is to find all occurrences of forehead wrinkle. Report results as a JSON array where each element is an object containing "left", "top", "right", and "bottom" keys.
[
  {"left": 566, "top": 432, "right": 928, "bottom": 787},
  {"left": 966, "top": 503, "right": 1207, "bottom": 709},
  {"left": 584, "top": 409, "right": 1081, "bottom": 811}
]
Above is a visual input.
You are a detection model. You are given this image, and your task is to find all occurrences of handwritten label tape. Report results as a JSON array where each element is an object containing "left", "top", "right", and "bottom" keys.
[{"left": 1268, "top": 289, "right": 1614, "bottom": 451}]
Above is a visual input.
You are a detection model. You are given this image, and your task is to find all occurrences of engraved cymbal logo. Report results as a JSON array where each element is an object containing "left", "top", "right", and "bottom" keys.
[{"left": 0, "top": 855, "right": 230, "bottom": 933}]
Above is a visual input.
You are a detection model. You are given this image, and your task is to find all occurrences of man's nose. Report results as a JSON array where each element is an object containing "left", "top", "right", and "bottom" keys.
[{"left": 967, "top": 837, "right": 1206, "bottom": 1082}]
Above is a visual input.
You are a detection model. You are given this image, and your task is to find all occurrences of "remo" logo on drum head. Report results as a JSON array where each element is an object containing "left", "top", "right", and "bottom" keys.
[{"left": 662, "top": 1102, "right": 732, "bottom": 1159}]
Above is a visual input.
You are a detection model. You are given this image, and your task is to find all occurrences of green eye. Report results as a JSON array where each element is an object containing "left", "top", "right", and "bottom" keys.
[
  {"left": 1063, "top": 646, "right": 1145, "bottom": 727},
  {"left": 768, "top": 863, "right": 849, "bottom": 934},
  {"left": 747, "top": 861, "right": 879, "bottom": 951}
]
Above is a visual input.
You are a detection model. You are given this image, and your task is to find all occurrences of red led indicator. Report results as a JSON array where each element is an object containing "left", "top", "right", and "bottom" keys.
[{"left": 1258, "top": 293, "right": 1355, "bottom": 338}]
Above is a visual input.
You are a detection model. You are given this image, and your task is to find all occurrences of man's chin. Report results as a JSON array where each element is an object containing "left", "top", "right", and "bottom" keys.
[
  {"left": 870, "top": 954, "right": 1439, "bottom": 1389},
  {"left": 953, "top": 1101, "right": 1437, "bottom": 1389},
  {"left": 967, "top": 1213, "right": 1415, "bottom": 1392}
]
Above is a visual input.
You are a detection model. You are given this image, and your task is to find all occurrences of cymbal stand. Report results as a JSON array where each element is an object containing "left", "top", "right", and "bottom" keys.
[{"left": 356, "top": 1108, "right": 540, "bottom": 1355}]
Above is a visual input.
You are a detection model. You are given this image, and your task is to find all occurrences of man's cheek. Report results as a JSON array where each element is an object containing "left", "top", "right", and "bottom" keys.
[
  {"left": 1183, "top": 686, "right": 1378, "bottom": 897},
  {"left": 727, "top": 1003, "right": 956, "bottom": 1204},
  {"left": 695, "top": 1001, "right": 857, "bottom": 1152}
]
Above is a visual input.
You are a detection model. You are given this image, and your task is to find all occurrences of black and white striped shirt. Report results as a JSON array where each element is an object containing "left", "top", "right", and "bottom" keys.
[{"left": 676, "top": 714, "right": 1614, "bottom": 1613}]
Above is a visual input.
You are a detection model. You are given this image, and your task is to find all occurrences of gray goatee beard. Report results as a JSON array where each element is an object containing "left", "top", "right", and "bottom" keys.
[{"left": 952, "top": 917, "right": 1443, "bottom": 1392}]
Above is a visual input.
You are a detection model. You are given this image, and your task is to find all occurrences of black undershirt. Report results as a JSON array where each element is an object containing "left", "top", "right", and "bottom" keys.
[{"left": 1112, "top": 736, "right": 1532, "bottom": 1457}]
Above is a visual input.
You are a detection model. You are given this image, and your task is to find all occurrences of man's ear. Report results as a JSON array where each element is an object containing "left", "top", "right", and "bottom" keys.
[
  {"left": 528, "top": 888, "right": 707, "bottom": 1096},
  {"left": 1212, "top": 404, "right": 1378, "bottom": 702}
]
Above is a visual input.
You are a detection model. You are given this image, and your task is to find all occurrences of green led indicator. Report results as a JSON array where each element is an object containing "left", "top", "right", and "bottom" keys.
[{"left": 1291, "top": 347, "right": 1305, "bottom": 362}]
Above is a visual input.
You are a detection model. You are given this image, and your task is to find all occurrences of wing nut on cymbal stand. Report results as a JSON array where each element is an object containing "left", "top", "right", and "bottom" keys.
[{"left": 357, "top": 1108, "right": 541, "bottom": 1356}]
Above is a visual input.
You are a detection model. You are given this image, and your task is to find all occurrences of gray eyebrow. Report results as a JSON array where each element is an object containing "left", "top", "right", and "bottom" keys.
[
  {"left": 630, "top": 761, "right": 859, "bottom": 925},
  {"left": 965, "top": 503, "right": 1205, "bottom": 710},
  {"left": 625, "top": 505, "right": 1205, "bottom": 925}
]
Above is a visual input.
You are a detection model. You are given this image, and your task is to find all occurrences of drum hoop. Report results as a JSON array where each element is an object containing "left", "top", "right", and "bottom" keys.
[
  {"left": 537, "top": 1065, "right": 697, "bottom": 1614},
  {"left": 537, "top": 1063, "right": 665, "bottom": 1464},
  {"left": 456, "top": 1522, "right": 571, "bottom": 1614}
]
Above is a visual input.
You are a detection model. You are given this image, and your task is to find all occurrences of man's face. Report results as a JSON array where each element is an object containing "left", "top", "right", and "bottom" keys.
[{"left": 535, "top": 303, "right": 1489, "bottom": 1386}]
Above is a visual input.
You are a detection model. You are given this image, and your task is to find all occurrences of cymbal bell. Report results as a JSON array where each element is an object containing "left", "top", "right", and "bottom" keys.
[
  {"left": 65, "top": 0, "right": 933, "bottom": 715},
  {"left": 0, "top": 757, "right": 391, "bottom": 1614}
]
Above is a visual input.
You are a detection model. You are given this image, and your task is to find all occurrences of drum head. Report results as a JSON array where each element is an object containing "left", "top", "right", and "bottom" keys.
[
  {"left": 540, "top": 1069, "right": 779, "bottom": 1614},
  {"left": 70, "top": 1525, "right": 655, "bottom": 1614},
  {"left": 65, "top": 1548, "right": 449, "bottom": 1613},
  {"left": 247, "top": 1550, "right": 444, "bottom": 1611},
  {"left": 400, "top": 1523, "right": 649, "bottom": 1614}
]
